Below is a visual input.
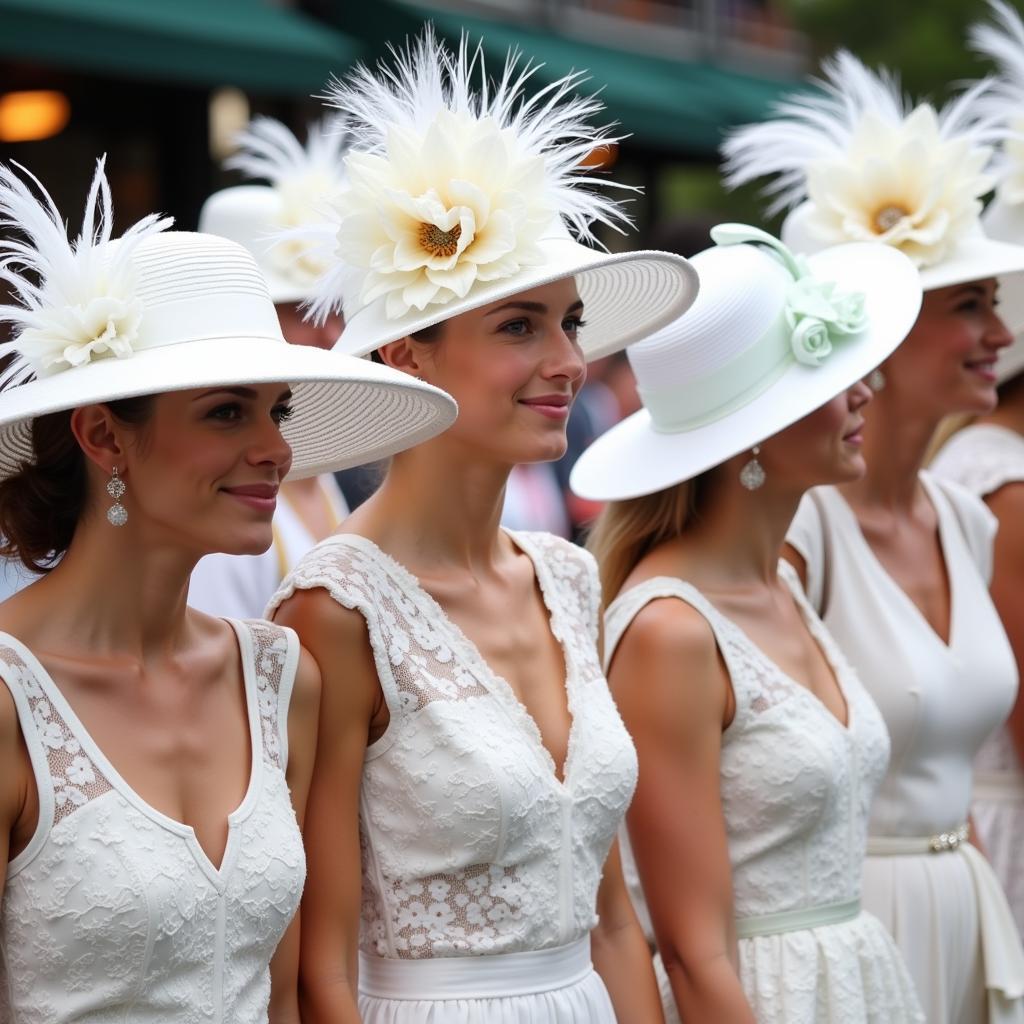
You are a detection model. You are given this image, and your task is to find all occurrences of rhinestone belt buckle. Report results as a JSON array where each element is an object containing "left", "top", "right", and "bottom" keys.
[{"left": 929, "top": 823, "right": 969, "bottom": 853}]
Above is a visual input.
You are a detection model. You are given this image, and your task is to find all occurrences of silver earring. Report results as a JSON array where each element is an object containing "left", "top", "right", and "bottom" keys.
[
  {"left": 739, "top": 446, "right": 766, "bottom": 491},
  {"left": 867, "top": 368, "right": 886, "bottom": 392},
  {"left": 106, "top": 467, "right": 127, "bottom": 527}
]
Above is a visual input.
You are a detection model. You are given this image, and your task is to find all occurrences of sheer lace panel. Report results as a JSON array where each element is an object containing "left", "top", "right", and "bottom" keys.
[
  {"left": 247, "top": 621, "right": 290, "bottom": 769},
  {"left": 384, "top": 863, "right": 530, "bottom": 959},
  {"left": 0, "top": 644, "right": 112, "bottom": 825},
  {"left": 285, "top": 541, "right": 491, "bottom": 712}
]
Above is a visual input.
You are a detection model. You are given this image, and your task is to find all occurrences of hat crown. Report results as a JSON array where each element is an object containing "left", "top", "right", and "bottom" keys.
[{"left": 627, "top": 244, "right": 790, "bottom": 394}]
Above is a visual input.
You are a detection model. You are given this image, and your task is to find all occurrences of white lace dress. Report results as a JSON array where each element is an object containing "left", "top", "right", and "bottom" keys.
[
  {"left": 267, "top": 531, "right": 638, "bottom": 1023},
  {"left": 932, "top": 424, "right": 1024, "bottom": 940},
  {"left": 788, "top": 474, "right": 1024, "bottom": 1024},
  {"left": 606, "top": 563, "right": 923, "bottom": 1024},
  {"left": 0, "top": 620, "right": 306, "bottom": 1023}
]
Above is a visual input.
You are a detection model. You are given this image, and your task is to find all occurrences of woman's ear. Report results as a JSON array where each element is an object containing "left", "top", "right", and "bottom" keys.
[
  {"left": 69, "top": 404, "right": 128, "bottom": 475},
  {"left": 377, "top": 336, "right": 423, "bottom": 376}
]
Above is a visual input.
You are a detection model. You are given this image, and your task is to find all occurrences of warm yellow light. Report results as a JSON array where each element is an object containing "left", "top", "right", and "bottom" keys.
[{"left": 0, "top": 91, "right": 70, "bottom": 143}]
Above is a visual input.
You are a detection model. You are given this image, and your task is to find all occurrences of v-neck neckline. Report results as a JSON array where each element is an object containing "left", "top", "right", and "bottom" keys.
[
  {"left": 329, "top": 530, "right": 578, "bottom": 789},
  {"left": 830, "top": 475, "right": 958, "bottom": 652},
  {"left": 3, "top": 621, "right": 262, "bottom": 887}
]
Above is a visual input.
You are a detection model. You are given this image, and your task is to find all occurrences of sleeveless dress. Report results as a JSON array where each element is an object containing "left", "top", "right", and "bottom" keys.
[
  {"left": 788, "top": 472, "right": 1024, "bottom": 1024},
  {"left": 267, "top": 530, "right": 638, "bottom": 1023},
  {"left": 605, "top": 562, "right": 923, "bottom": 1024},
  {"left": 0, "top": 620, "right": 306, "bottom": 1023},
  {"left": 932, "top": 424, "right": 1024, "bottom": 940}
]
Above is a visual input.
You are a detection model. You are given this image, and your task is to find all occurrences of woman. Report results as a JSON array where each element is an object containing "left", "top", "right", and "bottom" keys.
[
  {"left": 928, "top": 0, "right": 1024, "bottom": 943},
  {"left": 725, "top": 50, "right": 1024, "bottom": 1023},
  {"left": 267, "top": 30, "right": 697, "bottom": 1023},
  {"left": 0, "top": 160, "right": 455, "bottom": 1023},
  {"left": 189, "top": 115, "right": 352, "bottom": 619},
  {"left": 574, "top": 224, "right": 924, "bottom": 1023}
]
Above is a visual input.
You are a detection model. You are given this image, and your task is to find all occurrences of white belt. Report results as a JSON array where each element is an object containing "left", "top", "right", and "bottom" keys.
[
  {"left": 735, "top": 898, "right": 861, "bottom": 939},
  {"left": 974, "top": 771, "right": 1024, "bottom": 804},
  {"left": 359, "top": 936, "right": 594, "bottom": 1000},
  {"left": 867, "top": 827, "right": 1024, "bottom": 1001}
]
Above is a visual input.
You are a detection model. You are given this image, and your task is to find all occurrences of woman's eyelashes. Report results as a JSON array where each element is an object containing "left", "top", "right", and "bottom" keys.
[
  {"left": 204, "top": 401, "right": 294, "bottom": 425},
  {"left": 496, "top": 316, "right": 587, "bottom": 338}
]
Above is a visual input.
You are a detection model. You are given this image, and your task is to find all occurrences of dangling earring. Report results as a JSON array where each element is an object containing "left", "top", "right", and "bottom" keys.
[
  {"left": 106, "top": 467, "right": 127, "bottom": 526},
  {"left": 739, "top": 446, "right": 766, "bottom": 491},
  {"left": 867, "top": 368, "right": 886, "bottom": 392}
]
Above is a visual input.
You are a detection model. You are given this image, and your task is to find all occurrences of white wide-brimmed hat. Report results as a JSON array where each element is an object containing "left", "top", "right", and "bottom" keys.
[
  {"left": 968, "top": 0, "right": 1024, "bottom": 380},
  {"left": 301, "top": 29, "right": 698, "bottom": 360},
  {"left": 0, "top": 161, "right": 456, "bottom": 483},
  {"left": 722, "top": 50, "right": 1024, "bottom": 294},
  {"left": 570, "top": 224, "right": 922, "bottom": 502},
  {"left": 199, "top": 117, "right": 347, "bottom": 305}
]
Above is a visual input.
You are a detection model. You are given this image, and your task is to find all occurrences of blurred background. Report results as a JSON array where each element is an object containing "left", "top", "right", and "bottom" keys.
[{"left": 1, "top": 0, "right": 1000, "bottom": 244}]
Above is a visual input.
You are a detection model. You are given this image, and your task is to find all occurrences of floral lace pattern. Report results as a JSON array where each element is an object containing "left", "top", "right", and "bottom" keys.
[
  {"left": 0, "top": 622, "right": 305, "bottom": 1023},
  {"left": 270, "top": 530, "right": 638, "bottom": 961}
]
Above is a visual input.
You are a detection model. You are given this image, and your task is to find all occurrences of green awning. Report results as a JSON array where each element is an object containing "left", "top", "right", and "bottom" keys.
[
  {"left": 371, "top": 3, "right": 798, "bottom": 154},
  {"left": 0, "top": 0, "right": 359, "bottom": 94}
]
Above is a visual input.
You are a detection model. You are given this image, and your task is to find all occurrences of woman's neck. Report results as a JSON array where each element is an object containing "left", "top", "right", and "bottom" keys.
[
  {"left": 12, "top": 519, "right": 196, "bottom": 659},
  {"left": 840, "top": 394, "right": 936, "bottom": 512},
  {"left": 354, "top": 436, "right": 515, "bottom": 574}
]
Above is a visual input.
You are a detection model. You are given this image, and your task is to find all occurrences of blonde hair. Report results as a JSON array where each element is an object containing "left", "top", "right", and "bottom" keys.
[{"left": 587, "top": 476, "right": 706, "bottom": 606}]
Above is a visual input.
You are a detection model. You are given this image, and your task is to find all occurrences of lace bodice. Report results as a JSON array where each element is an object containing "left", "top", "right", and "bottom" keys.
[
  {"left": 606, "top": 563, "right": 891, "bottom": 919},
  {"left": 268, "top": 530, "right": 637, "bottom": 960},
  {"left": 0, "top": 621, "right": 305, "bottom": 1024}
]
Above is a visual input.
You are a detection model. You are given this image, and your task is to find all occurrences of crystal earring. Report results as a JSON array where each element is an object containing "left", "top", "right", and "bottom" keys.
[
  {"left": 739, "top": 446, "right": 766, "bottom": 491},
  {"left": 106, "top": 467, "right": 127, "bottom": 527},
  {"left": 867, "top": 368, "right": 886, "bottom": 392}
]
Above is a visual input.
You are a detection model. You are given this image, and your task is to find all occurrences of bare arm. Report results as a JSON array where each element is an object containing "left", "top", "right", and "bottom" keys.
[
  {"left": 609, "top": 599, "right": 755, "bottom": 1024},
  {"left": 268, "top": 650, "right": 322, "bottom": 1024},
  {"left": 273, "top": 590, "right": 383, "bottom": 1024},
  {"left": 591, "top": 840, "right": 665, "bottom": 1023},
  {"left": 985, "top": 484, "right": 1024, "bottom": 767}
]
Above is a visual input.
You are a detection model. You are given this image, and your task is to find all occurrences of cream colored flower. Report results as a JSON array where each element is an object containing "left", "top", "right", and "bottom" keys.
[
  {"left": 332, "top": 109, "right": 551, "bottom": 319},
  {"left": 804, "top": 106, "right": 993, "bottom": 268}
]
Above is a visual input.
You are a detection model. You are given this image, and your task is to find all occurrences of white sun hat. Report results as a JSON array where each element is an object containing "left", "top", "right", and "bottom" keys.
[
  {"left": 301, "top": 29, "right": 698, "bottom": 361},
  {"left": 570, "top": 224, "right": 922, "bottom": 502},
  {"left": 198, "top": 117, "right": 347, "bottom": 305},
  {"left": 0, "top": 160, "right": 456, "bottom": 483},
  {"left": 721, "top": 50, "right": 1024, "bottom": 294},
  {"left": 967, "top": 0, "right": 1024, "bottom": 381}
]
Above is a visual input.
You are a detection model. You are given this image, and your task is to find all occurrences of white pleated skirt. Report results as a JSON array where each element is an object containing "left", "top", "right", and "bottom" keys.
[
  {"left": 974, "top": 771, "right": 1024, "bottom": 940},
  {"left": 863, "top": 838, "right": 1024, "bottom": 1024},
  {"left": 358, "top": 937, "right": 616, "bottom": 1024}
]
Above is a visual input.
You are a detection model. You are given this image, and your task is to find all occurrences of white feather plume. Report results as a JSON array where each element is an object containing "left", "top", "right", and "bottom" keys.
[
  {"left": 0, "top": 157, "right": 172, "bottom": 381},
  {"left": 307, "top": 27, "right": 632, "bottom": 324},
  {"left": 721, "top": 50, "right": 998, "bottom": 214}
]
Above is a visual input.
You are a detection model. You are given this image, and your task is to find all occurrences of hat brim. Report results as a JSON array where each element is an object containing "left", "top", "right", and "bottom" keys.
[
  {"left": 570, "top": 242, "right": 922, "bottom": 501},
  {"left": 917, "top": 234, "right": 1024, "bottom": 292},
  {"left": 334, "top": 237, "right": 699, "bottom": 362},
  {"left": 0, "top": 337, "right": 457, "bottom": 482}
]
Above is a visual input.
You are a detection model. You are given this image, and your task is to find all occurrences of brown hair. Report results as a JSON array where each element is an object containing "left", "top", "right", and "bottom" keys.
[
  {"left": 0, "top": 396, "right": 154, "bottom": 573},
  {"left": 586, "top": 475, "right": 709, "bottom": 605},
  {"left": 370, "top": 320, "right": 447, "bottom": 364}
]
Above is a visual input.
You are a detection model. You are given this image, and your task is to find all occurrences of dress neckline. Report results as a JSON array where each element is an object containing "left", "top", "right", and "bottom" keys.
[
  {"left": 826, "top": 474, "right": 959, "bottom": 652},
  {"left": 0, "top": 620, "right": 262, "bottom": 887},
  {"left": 322, "top": 529, "right": 579, "bottom": 789}
]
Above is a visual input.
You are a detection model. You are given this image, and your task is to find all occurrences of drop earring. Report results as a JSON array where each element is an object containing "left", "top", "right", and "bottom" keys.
[
  {"left": 106, "top": 467, "right": 127, "bottom": 526},
  {"left": 867, "top": 368, "right": 886, "bottom": 392},
  {"left": 739, "top": 446, "right": 766, "bottom": 491}
]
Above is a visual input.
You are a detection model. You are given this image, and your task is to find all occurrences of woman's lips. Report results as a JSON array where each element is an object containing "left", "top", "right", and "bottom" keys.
[
  {"left": 519, "top": 394, "right": 571, "bottom": 420},
  {"left": 966, "top": 357, "right": 998, "bottom": 383},
  {"left": 221, "top": 482, "right": 278, "bottom": 514}
]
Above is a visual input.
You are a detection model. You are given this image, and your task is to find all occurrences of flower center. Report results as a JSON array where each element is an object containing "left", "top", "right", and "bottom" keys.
[
  {"left": 419, "top": 222, "right": 462, "bottom": 258},
  {"left": 873, "top": 204, "right": 909, "bottom": 233}
]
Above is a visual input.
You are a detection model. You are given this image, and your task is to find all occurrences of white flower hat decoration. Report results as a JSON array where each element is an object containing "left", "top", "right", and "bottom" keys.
[
  {"left": 305, "top": 28, "right": 698, "bottom": 359},
  {"left": 968, "top": 0, "right": 1024, "bottom": 377},
  {"left": 199, "top": 116, "right": 350, "bottom": 304},
  {"left": 721, "top": 50, "right": 1024, "bottom": 292},
  {"left": 0, "top": 159, "right": 456, "bottom": 482}
]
